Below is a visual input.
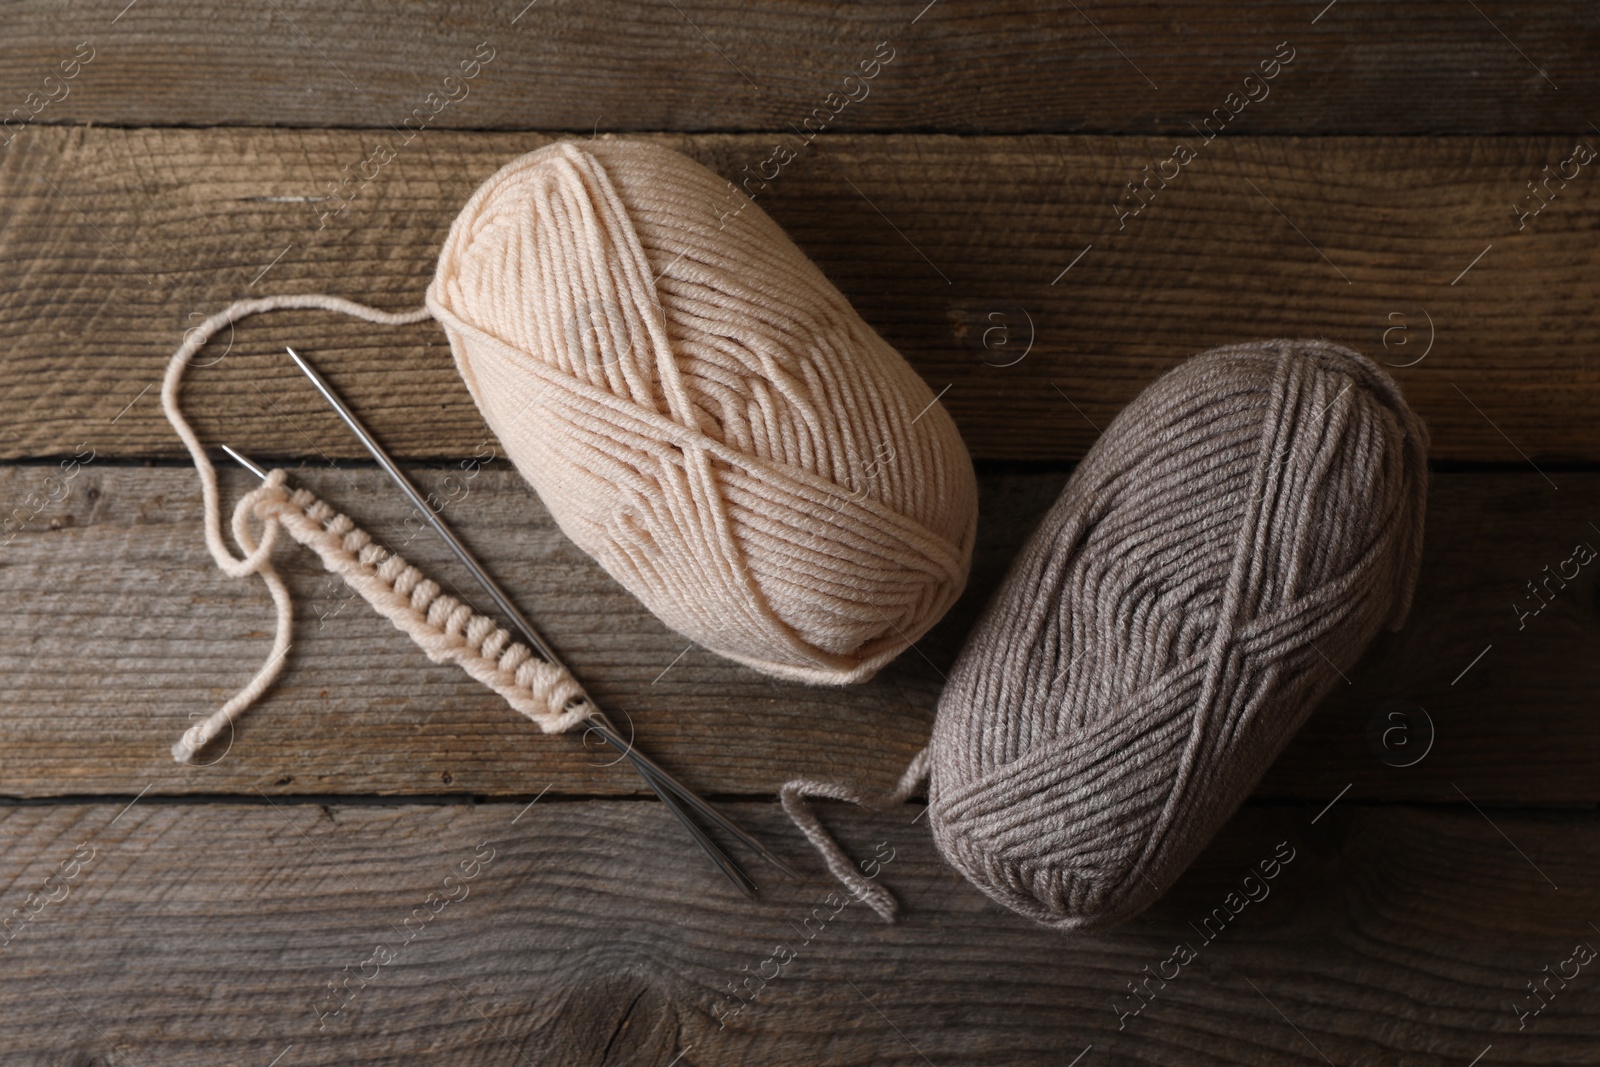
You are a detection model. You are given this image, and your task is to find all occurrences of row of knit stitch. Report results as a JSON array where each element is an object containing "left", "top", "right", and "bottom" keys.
[{"left": 248, "top": 475, "right": 592, "bottom": 736}]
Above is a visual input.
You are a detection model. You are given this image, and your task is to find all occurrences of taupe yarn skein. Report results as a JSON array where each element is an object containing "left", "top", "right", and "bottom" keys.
[
  {"left": 784, "top": 339, "right": 1428, "bottom": 928},
  {"left": 931, "top": 338, "right": 1428, "bottom": 928}
]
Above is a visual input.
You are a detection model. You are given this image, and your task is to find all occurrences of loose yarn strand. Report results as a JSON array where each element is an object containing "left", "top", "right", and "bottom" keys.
[
  {"left": 162, "top": 294, "right": 432, "bottom": 762},
  {"left": 779, "top": 747, "right": 930, "bottom": 922}
]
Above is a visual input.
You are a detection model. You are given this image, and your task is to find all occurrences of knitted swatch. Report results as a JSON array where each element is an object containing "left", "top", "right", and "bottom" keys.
[{"left": 165, "top": 470, "right": 591, "bottom": 764}]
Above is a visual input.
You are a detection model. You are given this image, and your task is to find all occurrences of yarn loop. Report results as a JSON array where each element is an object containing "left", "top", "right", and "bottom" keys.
[{"left": 161, "top": 298, "right": 593, "bottom": 763}]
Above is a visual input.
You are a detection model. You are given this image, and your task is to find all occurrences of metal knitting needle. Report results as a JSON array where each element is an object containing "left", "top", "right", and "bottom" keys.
[
  {"left": 220, "top": 443, "right": 759, "bottom": 898},
  {"left": 279, "top": 348, "right": 793, "bottom": 881},
  {"left": 222, "top": 456, "right": 759, "bottom": 896},
  {"left": 220, "top": 444, "right": 270, "bottom": 479},
  {"left": 280, "top": 346, "right": 797, "bottom": 882}
]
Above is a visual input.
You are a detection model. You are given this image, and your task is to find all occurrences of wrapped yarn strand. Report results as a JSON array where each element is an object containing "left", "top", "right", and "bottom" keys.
[{"left": 784, "top": 339, "right": 1429, "bottom": 929}]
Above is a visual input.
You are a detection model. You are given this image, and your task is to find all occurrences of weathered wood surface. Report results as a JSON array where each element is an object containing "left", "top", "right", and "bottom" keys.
[
  {"left": 3, "top": 128, "right": 1600, "bottom": 463},
  {"left": 2, "top": 463, "right": 1593, "bottom": 802},
  {"left": 0, "top": 799, "right": 1592, "bottom": 1066},
  {"left": 0, "top": 1, "right": 1593, "bottom": 135}
]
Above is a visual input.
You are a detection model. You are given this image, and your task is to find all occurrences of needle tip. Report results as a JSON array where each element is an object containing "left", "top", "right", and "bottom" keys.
[{"left": 219, "top": 444, "right": 270, "bottom": 481}]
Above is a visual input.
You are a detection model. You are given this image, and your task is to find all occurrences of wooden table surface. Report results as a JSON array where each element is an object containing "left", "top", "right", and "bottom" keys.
[{"left": 3, "top": 3, "right": 1598, "bottom": 1064}]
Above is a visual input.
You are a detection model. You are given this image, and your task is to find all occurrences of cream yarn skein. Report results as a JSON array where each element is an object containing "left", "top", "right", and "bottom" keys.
[{"left": 427, "top": 141, "right": 977, "bottom": 685}]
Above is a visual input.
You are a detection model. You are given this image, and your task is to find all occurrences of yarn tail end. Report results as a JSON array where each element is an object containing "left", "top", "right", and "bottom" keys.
[
  {"left": 778, "top": 778, "right": 904, "bottom": 925},
  {"left": 171, "top": 727, "right": 209, "bottom": 765}
]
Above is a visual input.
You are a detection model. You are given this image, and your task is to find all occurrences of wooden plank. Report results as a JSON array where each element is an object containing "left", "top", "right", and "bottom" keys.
[
  {"left": 0, "top": 798, "right": 1594, "bottom": 1065},
  {"left": 3, "top": 129, "right": 1600, "bottom": 463},
  {"left": 2, "top": 464, "right": 1594, "bottom": 802},
  {"left": 0, "top": 2, "right": 1592, "bottom": 134}
]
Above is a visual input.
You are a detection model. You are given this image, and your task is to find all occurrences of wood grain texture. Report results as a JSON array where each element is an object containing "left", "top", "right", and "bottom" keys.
[
  {"left": 3, "top": 464, "right": 1593, "bottom": 802},
  {"left": 0, "top": 1, "right": 1594, "bottom": 134},
  {"left": 0, "top": 798, "right": 1592, "bottom": 1066},
  {"left": 3, "top": 128, "right": 1599, "bottom": 463},
  {"left": 5, "top": 3, "right": 1598, "bottom": 1061}
]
